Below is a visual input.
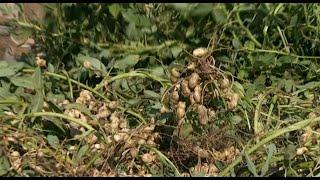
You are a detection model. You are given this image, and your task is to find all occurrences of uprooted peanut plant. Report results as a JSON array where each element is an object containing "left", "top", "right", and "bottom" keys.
[{"left": 1, "top": 3, "right": 320, "bottom": 177}]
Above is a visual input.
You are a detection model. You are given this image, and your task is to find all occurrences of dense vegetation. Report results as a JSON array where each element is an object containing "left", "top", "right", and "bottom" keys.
[{"left": 1, "top": 3, "right": 320, "bottom": 177}]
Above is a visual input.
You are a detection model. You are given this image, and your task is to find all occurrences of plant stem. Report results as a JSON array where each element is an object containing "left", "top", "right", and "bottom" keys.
[
  {"left": 24, "top": 112, "right": 94, "bottom": 131},
  {"left": 22, "top": 69, "right": 147, "bottom": 124},
  {"left": 212, "top": 47, "right": 320, "bottom": 59},
  {"left": 219, "top": 116, "right": 320, "bottom": 176},
  {"left": 236, "top": 11, "right": 262, "bottom": 48}
]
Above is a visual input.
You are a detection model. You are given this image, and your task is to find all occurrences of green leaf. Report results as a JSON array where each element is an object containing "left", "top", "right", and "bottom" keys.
[
  {"left": 108, "top": 4, "right": 122, "bottom": 18},
  {"left": 0, "top": 156, "right": 10, "bottom": 176},
  {"left": 296, "top": 81, "right": 320, "bottom": 90},
  {"left": 238, "top": 69, "right": 248, "bottom": 79},
  {"left": 127, "top": 98, "right": 141, "bottom": 106},
  {"left": 0, "top": 83, "right": 18, "bottom": 101},
  {"left": 31, "top": 92, "right": 44, "bottom": 113},
  {"left": 186, "top": 25, "right": 195, "bottom": 38},
  {"left": 150, "top": 66, "right": 165, "bottom": 77},
  {"left": 261, "top": 143, "right": 276, "bottom": 176},
  {"left": 0, "top": 61, "right": 24, "bottom": 77},
  {"left": 284, "top": 79, "right": 295, "bottom": 93},
  {"left": 144, "top": 90, "right": 160, "bottom": 99},
  {"left": 230, "top": 115, "right": 242, "bottom": 125},
  {"left": 99, "top": 49, "right": 111, "bottom": 59},
  {"left": 137, "top": 16, "right": 151, "bottom": 28},
  {"left": 289, "top": 14, "right": 298, "bottom": 26},
  {"left": 114, "top": 54, "right": 140, "bottom": 70},
  {"left": 46, "top": 101, "right": 63, "bottom": 113},
  {"left": 122, "top": 9, "right": 139, "bottom": 24},
  {"left": 244, "top": 41, "right": 255, "bottom": 50},
  {"left": 10, "top": 75, "right": 34, "bottom": 89},
  {"left": 296, "top": 161, "right": 315, "bottom": 169},
  {"left": 47, "top": 134, "right": 60, "bottom": 149},
  {"left": 232, "top": 38, "right": 242, "bottom": 49},
  {"left": 212, "top": 5, "right": 228, "bottom": 24},
  {"left": 47, "top": 63, "right": 55, "bottom": 73},
  {"left": 46, "top": 117, "right": 66, "bottom": 134},
  {"left": 233, "top": 81, "right": 245, "bottom": 96},
  {"left": 0, "top": 61, "right": 8, "bottom": 68},
  {"left": 32, "top": 67, "right": 43, "bottom": 91},
  {"left": 170, "top": 46, "right": 182, "bottom": 58},
  {"left": 277, "top": 79, "right": 286, "bottom": 91},
  {"left": 284, "top": 144, "right": 296, "bottom": 168},
  {"left": 77, "top": 54, "right": 106, "bottom": 74},
  {"left": 256, "top": 53, "right": 275, "bottom": 66},
  {"left": 244, "top": 152, "right": 259, "bottom": 177},
  {"left": 190, "top": 4, "right": 212, "bottom": 17},
  {"left": 277, "top": 56, "right": 296, "bottom": 65},
  {"left": 169, "top": 3, "right": 189, "bottom": 11},
  {"left": 179, "top": 123, "right": 193, "bottom": 138},
  {"left": 75, "top": 145, "right": 89, "bottom": 164},
  {"left": 125, "top": 22, "right": 140, "bottom": 40}
]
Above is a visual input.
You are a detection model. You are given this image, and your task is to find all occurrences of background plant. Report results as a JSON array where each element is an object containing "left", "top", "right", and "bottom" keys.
[{"left": 1, "top": 3, "right": 320, "bottom": 177}]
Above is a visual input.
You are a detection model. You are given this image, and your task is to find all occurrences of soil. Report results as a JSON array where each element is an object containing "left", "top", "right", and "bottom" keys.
[{"left": 0, "top": 3, "right": 45, "bottom": 61}]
